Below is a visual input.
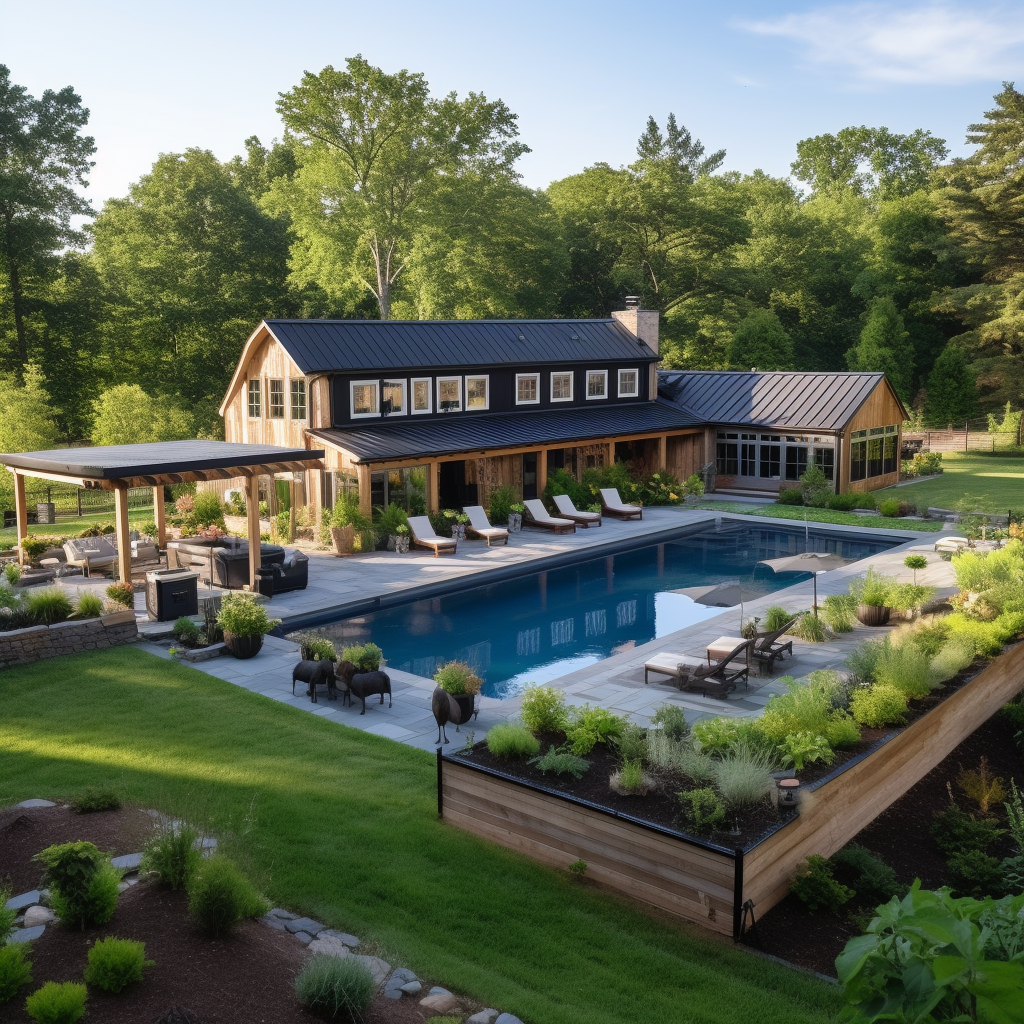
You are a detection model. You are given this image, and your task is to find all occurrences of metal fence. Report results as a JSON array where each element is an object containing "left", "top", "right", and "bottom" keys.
[{"left": 2, "top": 485, "right": 154, "bottom": 524}]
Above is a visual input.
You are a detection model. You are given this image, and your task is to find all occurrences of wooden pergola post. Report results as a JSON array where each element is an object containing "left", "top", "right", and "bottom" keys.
[
  {"left": 537, "top": 448, "right": 548, "bottom": 496},
  {"left": 113, "top": 484, "right": 132, "bottom": 583},
  {"left": 356, "top": 464, "right": 372, "bottom": 518},
  {"left": 658, "top": 435, "right": 668, "bottom": 472},
  {"left": 428, "top": 461, "right": 440, "bottom": 513},
  {"left": 245, "top": 471, "right": 261, "bottom": 591},
  {"left": 153, "top": 485, "right": 166, "bottom": 547},
  {"left": 13, "top": 471, "right": 27, "bottom": 566}
]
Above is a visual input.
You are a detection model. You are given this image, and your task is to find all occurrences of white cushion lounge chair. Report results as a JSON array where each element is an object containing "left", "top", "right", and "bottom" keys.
[
  {"left": 552, "top": 494, "right": 601, "bottom": 528},
  {"left": 522, "top": 499, "right": 576, "bottom": 534},
  {"left": 600, "top": 488, "right": 643, "bottom": 520},
  {"left": 407, "top": 516, "right": 459, "bottom": 556},
  {"left": 463, "top": 505, "right": 509, "bottom": 546}
]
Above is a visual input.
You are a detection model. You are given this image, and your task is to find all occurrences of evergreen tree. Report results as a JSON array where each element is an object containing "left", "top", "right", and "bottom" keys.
[
  {"left": 846, "top": 296, "right": 915, "bottom": 402},
  {"left": 727, "top": 309, "right": 794, "bottom": 370},
  {"left": 925, "top": 346, "right": 979, "bottom": 424},
  {"left": 0, "top": 364, "right": 59, "bottom": 453}
]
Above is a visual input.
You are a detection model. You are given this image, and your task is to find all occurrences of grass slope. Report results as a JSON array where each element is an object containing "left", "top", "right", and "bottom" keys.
[
  {"left": 739, "top": 505, "right": 941, "bottom": 531},
  {"left": 876, "top": 452, "right": 1024, "bottom": 511},
  {"left": 0, "top": 647, "right": 841, "bottom": 1024}
]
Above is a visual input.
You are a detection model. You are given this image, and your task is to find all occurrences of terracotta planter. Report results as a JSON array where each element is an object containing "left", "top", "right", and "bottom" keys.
[
  {"left": 856, "top": 604, "right": 891, "bottom": 627},
  {"left": 330, "top": 525, "right": 355, "bottom": 555},
  {"left": 223, "top": 630, "right": 263, "bottom": 659}
]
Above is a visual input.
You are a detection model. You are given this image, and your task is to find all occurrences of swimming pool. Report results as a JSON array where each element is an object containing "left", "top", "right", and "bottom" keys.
[{"left": 316, "top": 522, "right": 899, "bottom": 699}]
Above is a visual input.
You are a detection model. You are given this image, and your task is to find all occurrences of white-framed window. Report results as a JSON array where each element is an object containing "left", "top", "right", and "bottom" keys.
[
  {"left": 618, "top": 368, "right": 639, "bottom": 398},
  {"left": 551, "top": 371, "right": 573, "bottom": 402},
  {"left": 586, "top": 370, "right": 608, "bottom": 400},
  {"left": 382, "top": 379, "right": 406, "bottom": 416},
  {"left": 247, "top": 379, "right": 261, "bottom": 418},
  {"left": 437, "top": 376, "right": 462, "bottom": 412},
  {"left": 516, "top": 373, "right": 540, "bottom": 405},
  {"left": 350, "top": 380, "right": 379, "bottom": 418},
  {"left": 465, "top": 375, "right": 489, "bottom": 410},
  {"left": 268, "top": 378, "right": 285, "bottom": 418},
  {"left": 290, "top": 379, "right": 306, "bottom": 420},
  {"left": 411, "top": 378, "right": 432, "bottom": 414}
]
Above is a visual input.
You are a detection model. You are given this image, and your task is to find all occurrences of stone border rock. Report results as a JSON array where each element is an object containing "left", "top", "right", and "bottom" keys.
[{"left": 0, "top": 611, "right": 138, "bottom": 669}]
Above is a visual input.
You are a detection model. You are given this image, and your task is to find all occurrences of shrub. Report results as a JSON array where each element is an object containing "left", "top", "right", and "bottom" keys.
[
  {"left": 433, "top": 660, "right": 482, "bottom": 696},
  {"left": 829, "top": 845, "right": 902, "bottom": 906},
  {"left": 849, "top": 684, "right": 908, "bottom": 728},
  {"left": 791, "top": 612, "right": 827, "bottom": 642},
  {"left": 874, "top": 638, "right": 933, "bottom": 699},
  {"left": 565, "top": 705, "right": 624, "bottom": 755},
  {"left": 187, "top": 855, "right": 267, "bottom": 937},
  {"left": 339, "top": 642, "right": 383, "bottom": 672},
  {"left": 141, "top": 821, "right": 201, "bottom": 890},
  {"left": 530, "top": 745, "right": 590, "bottom": 778},
  {"left": 4, "top": 562, "right": 21, "bottom": 585},
  {"left": 999, "top": 854, "right": 1024, "bottom": 894},
  {"left": 291, "top": 631, "right": 337, "bottom": 662},
  {"left": 957, "top": 756, "right": 1007, "bottom": 815},
  {"left": 713, "top": 746, "right": 775, "bottom": 807},
  {"left": 878, "top": 497, "right": 901, "bottom": 518},
  {"left": 486, "top": 723, "right": 541, "bottom": 759},
  {"left": 217, "top": 592, "right": 280, "bottom": 638},
  {"left": 650, "top": 704, "right": 689, "bottom": 742},
  {"left": 849, "top": 567, "right": 896, "bottom": 608},
  {"left": 791, "top": 854, "right": 854, "bottom": 913},
  {"left": 520, "top": 685, "right": 568, "bottom": 734},
  {"left": 799, "top": 464, "right": 834, "bottom": 508},
  {"left": 826, "top": 715, "right": 863, "bottom": 748},
  {"left": 777, "top": 488, "right": 803, "bottom": 505},
  {"left": 613, "top": 721, "right": 648, "bottom": 763},
  {"left": 105, "top": 581, "right": 134, "bottom": 608},
  {"left": 487, "top": 485, "right": 517, "bottom": 524},
  {"left": 692, "top": 716, "right": 757, "bottom": 757},
  {"left": 678, "top": 788, "right": 726, "bottom": 834},
  {"left": 828, "top": 491, "right": 862, "bottom": 511},
  {"left": 887, "top": 582, "right": 933, "bottom": 613},
  {"left": 73, "top": 592, "right": 104, "bottom": 618},
  {"left": 947, "top": 850, "right": 1005, "bottom": 898},
  {"left": 1005, "top": 779, "right": 1024, "bottom": 855},
  {"left": 50, "top": 862, "right": 120, "bottom": 930},
  {"left": 763, "top": 605, "right": 792, "bottom": 632},
  {"left": 84, "top": 937, "right": 154, "bottom": 993},
  {"left": 25, "top": 587, "right": 73, "bottom": 625},
  {"left": 929, "top": 636, "right": 975, "bottom": 684},
  {"left": 0, "top": 885, "right": 16, "bottom": 944},
  {"left": 568, "top": 858, "right": 588, "bottom": 879},
  {"left": 612, "top": 759, "right": 648, "bottom": 795},
  {"left": 190, "top": 491, "right": 225, "bottom": 530},
  {"left": 172, "top": 616, "right": 200, "bottom": 644},
  {"left": 754, "top": 673, "right": 852, "bottom": 748},
  {"left": 33, "top": 842, "right": 119, "bottom": 929},
  {"left": 930, "top": 805, "right": 1004, "bottom": 857},
  {"left": 25, "top": 981, "right": 87, "bottom": 1022},
  {"left": 903, "top": 553, "right": 928, "bottom": 582},
  {"left": 372, "top": 501, "right": 408, "bottom": 540},
  {"left": 777, "top": 732, "right": 834, "bottom": 772},
  {"left": 821, "top": 593, "right": 855, "bottom": 632},
  {"left": 0, "top": 944, "right": 32, "bottom": 1004},
  {"left": 21, "top": 536, "right": 62, "bottom": 559},
  {"left": 295, "top": 953, "right": 376, "bottom": 1021},
  {"left": 71, "top": 789, "right": 121, "bottom": 814}
]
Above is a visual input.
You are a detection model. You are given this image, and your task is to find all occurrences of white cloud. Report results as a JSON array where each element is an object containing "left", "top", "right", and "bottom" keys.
[{"left": 741, "top": 4, "right": 1024, "bottom": 84}]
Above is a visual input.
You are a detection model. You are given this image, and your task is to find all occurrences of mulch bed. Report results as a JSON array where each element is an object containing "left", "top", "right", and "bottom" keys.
[{"left": 0, "top": 805, "right": 451, "bottom": 1023}]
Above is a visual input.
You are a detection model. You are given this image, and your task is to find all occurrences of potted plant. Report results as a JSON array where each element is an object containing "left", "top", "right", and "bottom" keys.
[
  {"left": 216, "top": 592, "right": 281, "bottom": 659},
  {"left": 329, "top": 494, "right": 368, "bottom": 556},
  {"left": 509, "top": 503, "right": 524, "bottom": 532},
  {"left": 849, "top": 568, "right": 893, "bottom": 627},
  {"left": 682, "top": 473, "right": 705, "bottom": 504},
  {"left": 394, "top": 523, "right": 410, "bottom": 554},
  {"left": 451, "top": 513, "right": 469, "bottom": 542},
  {"left": 434, "top": 660, "right": 483, "bottom": 725}
]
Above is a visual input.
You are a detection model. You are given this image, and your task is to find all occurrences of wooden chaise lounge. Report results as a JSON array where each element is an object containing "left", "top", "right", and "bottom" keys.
[
  {"left": 643, "top": 639, "right": 751, "bottom": 698},
  {"left": 522, "top": 499, "right": 576, "bottom": 534},
  {"left": 600, "top": 488, "right": 643, "bottom": 520},
  {"left": 552, "top": 494, "right": 601, "bottom": 528},
  {"left": 750, "top": 620, "right": 796, "bottom": 674},
  {"left": 463, "top": 506, "right": 509, "bottom": 546},
  {"left": 407, "top": 516, "right": 459, "bottom": 557}
]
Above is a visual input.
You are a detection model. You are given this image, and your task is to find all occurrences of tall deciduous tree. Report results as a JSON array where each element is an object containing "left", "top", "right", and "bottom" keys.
[
  {"left": 0, "top": 363, "right": 58, "bottom": 453},
  {"left": 0, "top": 65, "right": 95, "bottom": 372},
  {"left": 847, "top": 296, "right": 915, "bottom": 402},
  {"left": 271, "top": 56, "right": 527, "bottom": 319},
  {"left": 727, "top": 309, "right": 794, "bottom": 370}
]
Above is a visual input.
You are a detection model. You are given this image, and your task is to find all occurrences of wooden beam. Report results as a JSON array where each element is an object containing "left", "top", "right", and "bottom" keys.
[
  {"left": 246, "top": 471, "right": 261, "bottom": 591},
  {"left": 356, "top": 464, "right": 371, "bottom": 519},
  {"left": 113, "top": 484, "right": 132, "bottom": 584},
  {"left": 153, "top": 485, "right": 166, "bottom": 547},
  {"left": 13, "top": 472, "right": 27, "bottom": 566},
  {"left": 537, "top": 448, "right": 548, "bottom": 496},
  {"left": 6, "top": 468, "right": 94, "bottom": 488}
]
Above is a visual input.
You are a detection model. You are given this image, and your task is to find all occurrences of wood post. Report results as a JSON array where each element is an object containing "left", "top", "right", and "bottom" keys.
[
  {"left": 357, "top": 464, "right": 371, "bottom": 518},
  {"left": 658, "top": 435, "right": 668, "bottom": 472},
  {"left": 428, "top": 461, "right": 440, "bottom": 513},
  {"left": 13, "top": 472, "right": 27, "bottom": 566},
  {"left": 246, "top": 471, "right": 261, "bottom": 591},
  {"left": 537, "top": 449, "right": 548, "bottom": 496},
  {"left": 606, "top": 442, "right": 615, "bottom": 468},
  {"left": 113, "top": 484, "right": 132, "bottom": 583},
  {"left": 153, "top": 486, "right": 166, "bottom": 548}
]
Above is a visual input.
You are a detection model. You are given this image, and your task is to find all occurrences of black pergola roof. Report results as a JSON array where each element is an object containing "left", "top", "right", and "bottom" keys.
[
  {"left": 0, "top": 441, "right": 325, "bottom": 487},
  {"left": 309, "top": 401, "right": 701, "bottom": 463}
]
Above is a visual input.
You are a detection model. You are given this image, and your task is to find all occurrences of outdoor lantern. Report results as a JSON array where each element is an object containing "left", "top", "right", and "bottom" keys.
[{"left": 776, "top": 778, "right": 801, "bottom": 810}]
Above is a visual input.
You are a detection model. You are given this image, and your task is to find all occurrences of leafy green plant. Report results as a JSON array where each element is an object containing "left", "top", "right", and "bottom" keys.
[
  {"left": 33, "top": 841, "right": 120, "bottom": 929},
  {"left": 84, "top": 937, "right": 154, "bottom": 993},
  {"left": 903, "top": 553, "right": 928, "bottom": 584},
  {"left": 291, "top": 631, "right": 337, "bottom": 661},
  {"left": 339, "top": 642, "right": 383, "bottom": 672},
  {"left": 172, "top": 616, "right": 200, "bottom": 645},
  {"left": 433, "top": 660, "right": 482, "bottom": 696},
  {"left": 777, "top": 488, "right": 803, "bottom": 506},
  {"left": 873, "top": 638, "right": 933, "bottom": 699},
  {"left": 886, "top": 582, "right": 934, "bottom": 613},
  {"left": 930, "top": 803, "right": 1005, "bottom": 857},
  {"left": 692, "top": 717, "right": 749, "bottom": 756},
  {"left": 486, "top": 723, "right": 541, "bottom": 758},
  {"left": 25, "top": 587, "right": 73, "bottom": 625},
  {"left": 829, "top": 845, "right": 902, "bottom": 906},
  {"left": 877, "top": 497, "right": 901, "bottom": 518},
  {"left": 530, "top": 745, "right": 590, "bottom": 778},
  {"left": 3, "top": 562, "right": 21, "bottom": 585},
  {"left": 777, "top": 732, "right": 834, "bottom": 772},
  {"left": 0, "top": 943, "right": 32, "bottom": 1004},
  {"left": 713, "top": 746, "right": 775, "bottom": 807},
  {"left": 677, "top": 788, "right": 726, "bottom": 834},
  {"left": 791, "top": 854, "right": 854, "bottom": 913},
  {"left": 755, "top": 673, "right": 856, "bottom": 749},
  {"left": 105, "top": 581, "right": 134, "bottom": 608},
  {"left": 187, "top": 855, "right": 267, "bottom": 937},
  {"left": 613, "top": 721, "right": 648, "bottom": 763},
  {"left": 821, "top": 593, "right": 855, "bottom": 632},
  {"left": 73, "top": 592, "right": 104, "bottom": 618},
  {"left": 947, "top": 849, "right": 1005, "bottom": 899},
  {"left": 651, "top": 704, "right": 689, "bottom": 742},
  {"left": 612, "top": 759, "right": 646, "bottom": 794},
  {"left": 520, "top": 685, "right": 568, "bottom": 734},
  {"left": 295, "top": 953, "right": 376, "bottom": 1021},
  {"left": 71, "top": 788, "right": 121, "bottom": 814},
  {"left": 568, "top": 858, "right": 588, "bottom": 880},
  {"left": 763, "top": 605, "right": 793, "bottom": 632},
  {"left": 217, "top": 593, "right": 280, "bottom": 638},
  {"left": 849, "top": 567, "right": 896, "bottom": 608},
  {"left": 1005, "top": 779, "right": 1024, "bottom": 854},
  {"left": 791, "top": 612, "right": 827, "bottom": 642},
  {"left": 999, "top": 854, "right": 1024, "bottom": 894},
  {"left": 565, "top": 705, "right": 624, "bottom": 756},
  {"left": 929, "top": 636, "right": 975, "bottom": 684},
  {"left": 836, "top": 885, "right": 1024, "bottom": 1024},
  {"left": 799, "top": 464, "right": 833, "bottom": 508},
  {"left": 21, "top": 536, "right": 62, "bottom": 559},
  {"left": 141, "top": 821, "right": 201, "bottom": 890},
  {"left": 488, "top": 485, "right": 517, "bottom": 524},
  {"left": 0, "top": 885, "right": 17, "bottom": 944},
  {"left": 24, "top": 981, "right": 87, "bottom": 1024},
  {"left": 849, "top": 684, "right": 908, "bottom": 728}
]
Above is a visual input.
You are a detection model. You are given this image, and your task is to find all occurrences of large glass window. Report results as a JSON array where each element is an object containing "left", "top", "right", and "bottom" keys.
[
  {"left": 759, "top": 436, "right": 781, "bottom": 479},
  {"left": 437, "top": 377, "right": 462, "bottom": 412},
  {"left": 785, "top": 445, "right": 808, "bottom": 481},
  {"left": 867, "top": 437, "right": 884, "bottom": 477},
  {"left": 740, "top": 437, "right": 757, "bottom": 476},
  {"left": 851, "top": 440, "right": 867, "bottom": 481},
  {"left": 814, "top": 447, "right": 834, "bottom": 480},
  {"left": 465, "top": 376, "right": 489, "bottom": 410},
  {"left": 883, "top": 435, "right": 898, "bottom": 474},
  {"left": 382, "top": 380, "right": 406, "bottom": 416},
  {"left": 586, "top": 370, "right": 607, "bottom": 399},
  {"left": 351, "top": 381, "right": 379, "bottom": 417},
  {"left": 268, "top": 379, "right": 285, "bottom": 418},
  {"left": 716, "top": 432, "right": 739, "bottom": 475},
  {"left": 411, "top": 378, "right": 431, "bottom": 414},
  {"left": 551, "top": 372, "right": 573, "bottom": 402},
  {"left": 290, "top": 379, "right": 306, "bottom": 420},
  {"left": 516, "top": 373, "right": 539, "bottom": 405},
  {"left": 247, "top": 379, "right": 261, "bottom": 418}
]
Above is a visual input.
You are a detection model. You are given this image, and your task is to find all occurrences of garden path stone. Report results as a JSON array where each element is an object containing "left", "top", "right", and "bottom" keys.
[
  {"left": 111, "top": 852, "right": 143, "bottom": 870},
  {"left": 23, "top": 906, "right": 55, "bottom": 927},
  {"left": 268, "top": 908, "right": 297, "bottom": 920},
  {"left": 307, "top": 935, "right": 351, "bottom": 958},
  {"left": 260, "top": 915, "right": 287, "bottom": 932},
  {"left": 318, "top": 928, "right": 360, "bottom": 947},
  {"left": 5, "top": 890, "right": 40, "bottom": 911},
  {"left": 9, "top": 925, "right": 45, "bottom": 943},
  {"left": 284, "top": 916, "right": 325, "bottom": 935},
  {"left": 16, "top": 799, "right": 55, "bottom": 808},
  {"left": 421, "top": 993, "right": 460, "bottom": 1013},
  {"left": 292, "top": 931, "right": 314, "bottom": 944},
  {"left": 467, "top": 1012, "right": 499, "bottom": 1024},
  {"left": 495, "top": 1015, "right": 525, "bottom": 1024},
  {"left": 400, "top": 981, "right": 422, "bottom": 996},
  {"left": 352, "top": 954, "right": 392, "bottom": 986}
]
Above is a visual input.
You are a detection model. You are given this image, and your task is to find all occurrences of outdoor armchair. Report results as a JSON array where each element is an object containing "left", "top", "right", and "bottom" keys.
[{"left": 63, "top": 536, "right": 118, "bottom": 577}]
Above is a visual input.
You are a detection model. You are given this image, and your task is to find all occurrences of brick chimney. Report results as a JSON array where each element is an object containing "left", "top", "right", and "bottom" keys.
[{"left": 611, "top": 297, "right": 659, "bottom": 356}]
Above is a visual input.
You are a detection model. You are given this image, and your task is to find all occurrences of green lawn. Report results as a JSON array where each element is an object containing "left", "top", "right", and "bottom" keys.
[
  {"left": 0, "top": 648, "right": 842, "bottom": 1024},
  {"left": 0, "top": 507, "right": 156, "bottom": 549},
  {"left": 740, "top": 505, "right": 942, "bottom": 531},
  {"left": 876, "top": 452, "right": 1024, "bottom": 511}
]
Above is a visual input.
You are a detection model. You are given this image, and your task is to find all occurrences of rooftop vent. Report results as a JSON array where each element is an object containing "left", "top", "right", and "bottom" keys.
[{"left": 624, "top": 296, "right": 641, "bottom": 309}]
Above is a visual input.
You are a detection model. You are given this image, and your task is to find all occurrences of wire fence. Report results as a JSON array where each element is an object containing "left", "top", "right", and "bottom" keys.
[{"left": 2, "top": 485, "right": 154, "bottom": 528}]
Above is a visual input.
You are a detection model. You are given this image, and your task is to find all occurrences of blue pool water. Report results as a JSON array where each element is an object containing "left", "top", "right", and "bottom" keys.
[{"left": 317, "top": 523, "right": 899, "bottom": 699}]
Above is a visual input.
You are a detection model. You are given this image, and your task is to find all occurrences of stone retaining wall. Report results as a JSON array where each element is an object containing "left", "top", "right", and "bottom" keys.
[{"left": 0, "top": 610, "right": 138, "bottom": 669}]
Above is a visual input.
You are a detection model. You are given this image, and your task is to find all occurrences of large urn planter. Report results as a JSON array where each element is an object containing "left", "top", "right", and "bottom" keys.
[
  {"left": 856, "top": 604, "right": 891, "bottom": 627},
  {"left": 223, "top": 630, "right": 263, "bottom": 659},
  {"left": 330, "top": 525, "right": 355, "bottom": 555},
  {"left": 453, "top": 693, "right": 477, "bottom": 726}
]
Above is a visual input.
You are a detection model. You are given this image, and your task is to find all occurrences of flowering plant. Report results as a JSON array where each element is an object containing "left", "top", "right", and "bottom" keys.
[{"left": 174, "top": 494, "right": 195, "bottom": 516}]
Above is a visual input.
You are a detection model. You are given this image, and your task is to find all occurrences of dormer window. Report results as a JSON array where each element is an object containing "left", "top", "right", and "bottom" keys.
[
  {"left": 411, "top": 378, "right": 432, "bottom": 414},
  {"left": 351, "top": 381, "right": 379, "bottom": 417},
  {"left": 618, "top": 369, "right": 639, "bottom": 398},
  {"left": 516, "top": 373, "right": 539, "bottom": 405},
  {"left": 465, "top": 376, "right": 489, "bottom": 410},
  {"left": 382, "top": 380, "right": 406, "bottom": 416},
  {"left": 437, "top": 377, "right": 462, "bottom": 412},
  {"left": 551, "top": 372, "right": 573, "bottom": 402},
  {"left": 586, "top": 370, "right": 607, "bottom": 400}
]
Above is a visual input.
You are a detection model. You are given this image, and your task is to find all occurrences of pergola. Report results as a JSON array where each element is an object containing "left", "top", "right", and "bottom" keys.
[{"left": 0, "top": 441, "right": 325, "bottom": 590}]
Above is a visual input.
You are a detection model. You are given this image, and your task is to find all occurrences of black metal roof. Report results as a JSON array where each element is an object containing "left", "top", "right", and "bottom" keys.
[
  {"left": 309, "top": 401, "right": 700, "bottom": 463},
  {"left": 263, "top": 318, "right": 657, "bottom": 373},
  {"left": 658, "top": 370, "right": 896, "bottom": 431},
  {"left": 0, "top": 441, "right": 325, "bottom": 480}
]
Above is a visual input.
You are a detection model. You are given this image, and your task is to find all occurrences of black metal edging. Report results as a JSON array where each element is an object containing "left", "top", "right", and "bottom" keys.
[
  {"left": 732, "top": 848, "right": 745, "bottom": 940},
  {"left": 436, "top": 747, "right": 444, "bottom": 818}
]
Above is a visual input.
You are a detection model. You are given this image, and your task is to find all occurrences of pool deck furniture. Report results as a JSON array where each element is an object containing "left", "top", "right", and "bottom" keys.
[
  {"left": 463, "top": 506, "right": 509, "bottom": 546},
  {"left": 706, "top": 635, "right": 753, "bottom": 687},
  {"left": 63, "top": 537, "right": 119, "bottom": 578},
  {"left": 522, "top": 499, "right": 576, "bottom": 534},
  {"left": 750, "top": 620, "right": 796, "bottom": 674},
  {"left": 642, "top": 638, "right": 751, "bottom": 697},
  {"left": 552, "top": 494, "right": 602, "bottom": 528},
  {"left": 407, "top": 516, "right": 459, "bottom": 557},
  {"left": 600, "top": 488, "right": 643, "bottom": 521}
]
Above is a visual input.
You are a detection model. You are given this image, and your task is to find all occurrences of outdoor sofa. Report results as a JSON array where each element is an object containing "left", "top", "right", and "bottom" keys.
[{"left": 167, "top": 537, "right": 307, "bottom": 592}]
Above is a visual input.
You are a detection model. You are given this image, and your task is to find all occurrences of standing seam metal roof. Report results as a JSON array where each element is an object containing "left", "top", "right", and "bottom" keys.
[
  {"left": 262, "top": 318, "right": 657, "bottom": 373},
  {"left": 658, "top": 370, "right": 893, "bottom": 431}
]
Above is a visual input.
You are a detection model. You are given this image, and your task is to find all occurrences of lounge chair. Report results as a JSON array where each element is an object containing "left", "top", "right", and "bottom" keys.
[
  {"left": 463, "top": 506, "right": 509, "bottom": 546},
  {"left": 750, "top": 620, "right": 796, "bottom": 674},
  {"left": 407, "top": 516, "right": 459, "bottom": 556},
  {"left": 552, "top": 494, "right": 601, "bottom": 528},
  {"left": 644, "top": 639, "right": 751, "bottom": 697},
  {"left": 63, "top": 537, "right": 118, "bottom": 577},
  {"left": 600, "top": 488, "right": 643, "bottom": 521},
  {"left": 522, "top": 499, "right": 576, "bottom": 534}
]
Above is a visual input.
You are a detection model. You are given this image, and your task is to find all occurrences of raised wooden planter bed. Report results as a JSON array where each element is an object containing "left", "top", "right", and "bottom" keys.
[{"left": 438, "top": 641, "right": 1024, "bottom": 939}]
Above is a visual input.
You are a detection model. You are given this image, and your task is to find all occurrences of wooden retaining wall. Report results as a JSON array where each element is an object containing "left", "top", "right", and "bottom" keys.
[{"left": 439, "top": 641, "right": 1024, "bottom": 938}]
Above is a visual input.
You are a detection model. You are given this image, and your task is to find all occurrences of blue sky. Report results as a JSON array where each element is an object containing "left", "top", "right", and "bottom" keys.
[{"left": 7, "top": 0, "right": 1024, "bottom": 207}]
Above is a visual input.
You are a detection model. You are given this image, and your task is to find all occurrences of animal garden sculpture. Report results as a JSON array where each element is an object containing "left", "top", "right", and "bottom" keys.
[
  {"left": 291, "top": 659, "right": 337, "bottom": 703},
  {"left": 336, "top": 660, "right": 392, "bottom": 715},
  {"left": 431, "top": 686, "right": 463, "bottom": 745}
]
